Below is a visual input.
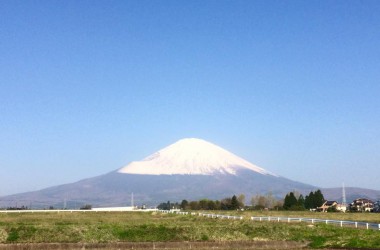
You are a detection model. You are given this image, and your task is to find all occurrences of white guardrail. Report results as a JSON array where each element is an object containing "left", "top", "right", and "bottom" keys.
[
  {"left": 159, "top": 211, "right": 379, "bottom": 231},
  {"left": 251, "top": 216, "right": 380, "bottom": 231}
]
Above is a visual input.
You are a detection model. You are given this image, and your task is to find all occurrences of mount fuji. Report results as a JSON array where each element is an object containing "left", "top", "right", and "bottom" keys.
[{"left": 1, "top": 138, "right": 318, "bottom": 208}]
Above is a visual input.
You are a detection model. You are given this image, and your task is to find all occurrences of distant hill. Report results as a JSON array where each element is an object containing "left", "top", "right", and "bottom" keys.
[{"left": 322, "top": 187, "right": 380, "bottom": 203}]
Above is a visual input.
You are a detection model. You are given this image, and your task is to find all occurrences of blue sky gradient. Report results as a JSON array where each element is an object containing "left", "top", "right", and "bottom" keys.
[{"left": 1, "top": 0, "right": 380, "bottom": 195}]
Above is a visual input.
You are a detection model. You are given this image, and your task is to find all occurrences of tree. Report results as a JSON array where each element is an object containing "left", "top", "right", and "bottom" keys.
[
  {"left": 283, "top": 193, "right": 291, "bottom": 210},
  {"left": 237, "top": 194, "right": 246, "bottom": 206},
  {"left": 231, "top": 195, "right": 240, "bottom": 210},
  {"left": 251, "top": 194, "right": 266, "bottom": 209},
  {"left": 207, "top": 200, "right": 217, "bottom": 210},
  {"left": 250, "top": 194, "right": 260, "bottom": 207},
  {"left": 189, "top": 201, "right": 199, "bottom": 210},
  {"left": 314, "top": 190, "right": 325, "bottom": 207},
  {"left": 297, "top": 194, "right": 305, "bottom": 208},
  {"left": 258, "top": 196, "right": 266, "bottom": 209},
  {"left": 265, "top": 192, "right": 276, "bottom": 209},
  {"left": 305, "top": 190, "right": 325, "bottom": 209},
  {"left": 283, "top": 192, "right": 298, "bottom": 210},
  {"left": 304, "top": 191, "right": 314, "bottom": 209},
  {"left": 157, "top": 201, "right": 170, "bottom": 210},
  {"left": 80, "top": 204, "right": 92, "bottom": 210},
  {"left": 221, "top": 198, "right": 232, "bottom": 210},
  {"left": 214, "top": 200, "right": 221, "bottom": 210},
  {"left": 180, "top": 200, "right": 189, "bottom": 210},
  {"left": 250, "top": 193, "right": 281, "bottom": 210},
  {"left": 199, "top": 199, "right": 209, "bottom": 210},
  {"left": 274, "top": 200, "right": 284, "bottom": 210}
]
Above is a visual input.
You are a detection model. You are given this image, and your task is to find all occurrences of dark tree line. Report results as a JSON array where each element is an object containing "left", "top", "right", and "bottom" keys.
[
  {"left": 6, "top": 206, "right": 29, "bottom": 210},
  {"left": 157, "top": 201, "right": 180, "bottom": 210},
  {"left": 80, "top": 204, "right": 92, "bottom": 210},
  {"left": 283, "top": 192, "right": 304, "bottom": 210},
  {"left": 283, "top": 190, "right": 325, "bottom": 210},
  {"left": 304, "top": 190, "right": 325, "bottom": 209},
  {"left": 158, "top": 195, "right": 244, "bottom": 211},
  {"left": 159, "top": 191, "right": 326, "bottom": 211}
]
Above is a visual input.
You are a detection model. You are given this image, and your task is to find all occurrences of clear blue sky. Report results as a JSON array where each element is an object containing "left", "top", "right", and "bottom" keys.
[{"left": 1, "top": 0, "right": 380, "bottom": 196}]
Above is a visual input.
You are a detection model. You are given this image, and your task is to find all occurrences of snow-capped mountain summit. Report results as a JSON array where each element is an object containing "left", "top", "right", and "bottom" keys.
[{"left": 118, "top": 138, "right": 276, "bottom": 176}]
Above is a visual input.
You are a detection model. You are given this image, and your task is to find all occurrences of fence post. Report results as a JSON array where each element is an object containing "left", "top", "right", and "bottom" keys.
[
  {"left": 278, "top": 217, "right": 280, "bottom": 222},
  {"left": 378, "top": 224, "right": 380, "bottom": 230},
  {"left": 268, "top": 217, "right": 271, "bottom": 222},
  {"left": 312, "top": 219, "right": 314, "bottom": 224},
  {"left": 340, "top": 221, "right": 343, "bottom": 227},
  {"left": 288, "top": 218, "right": 290, "bottom": 223},
  {"left": 366, "top": 223, "right": 369, "bottom": 230},
  {"left": 325, "top": 220, "right": 328, "bottom": 225},
  {"left": 355, "top": 222, "right": 358, "bottom": 228}
]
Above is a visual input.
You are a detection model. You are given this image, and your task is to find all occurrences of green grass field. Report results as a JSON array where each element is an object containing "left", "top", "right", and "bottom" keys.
[{"left": 0, "top": 211, "right": 379, "bottom": 249}]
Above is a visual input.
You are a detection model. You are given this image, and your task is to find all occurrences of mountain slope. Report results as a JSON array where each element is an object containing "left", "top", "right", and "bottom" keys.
[
  {"left": 0, "top": 169, "right": 316, "bottom": 208},
  {"left": 322, "top": 187, "right": 380, "bottom": 203},
  {"left": 1, "top": 138, "right": 320, "bottom": 208}
]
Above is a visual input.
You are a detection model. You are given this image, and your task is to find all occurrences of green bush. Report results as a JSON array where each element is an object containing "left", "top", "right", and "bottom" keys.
[{"left": 6, "top": 229, "right": 19, "bottom": 242}]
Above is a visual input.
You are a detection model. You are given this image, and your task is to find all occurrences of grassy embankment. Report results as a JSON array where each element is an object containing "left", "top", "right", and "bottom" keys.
[{"left": 0, "top": 211, "right": 379, "bottom": 249}]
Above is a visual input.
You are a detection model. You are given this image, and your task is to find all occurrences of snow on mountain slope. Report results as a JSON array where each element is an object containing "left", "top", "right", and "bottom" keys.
[{"left": 118, "top": 138, "right": 277, "bottom": 176}]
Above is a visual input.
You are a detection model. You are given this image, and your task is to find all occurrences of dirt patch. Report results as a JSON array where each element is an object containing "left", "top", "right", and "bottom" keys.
[{"left": 0, "top": 241, "right": 308, "bottom": 249}]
